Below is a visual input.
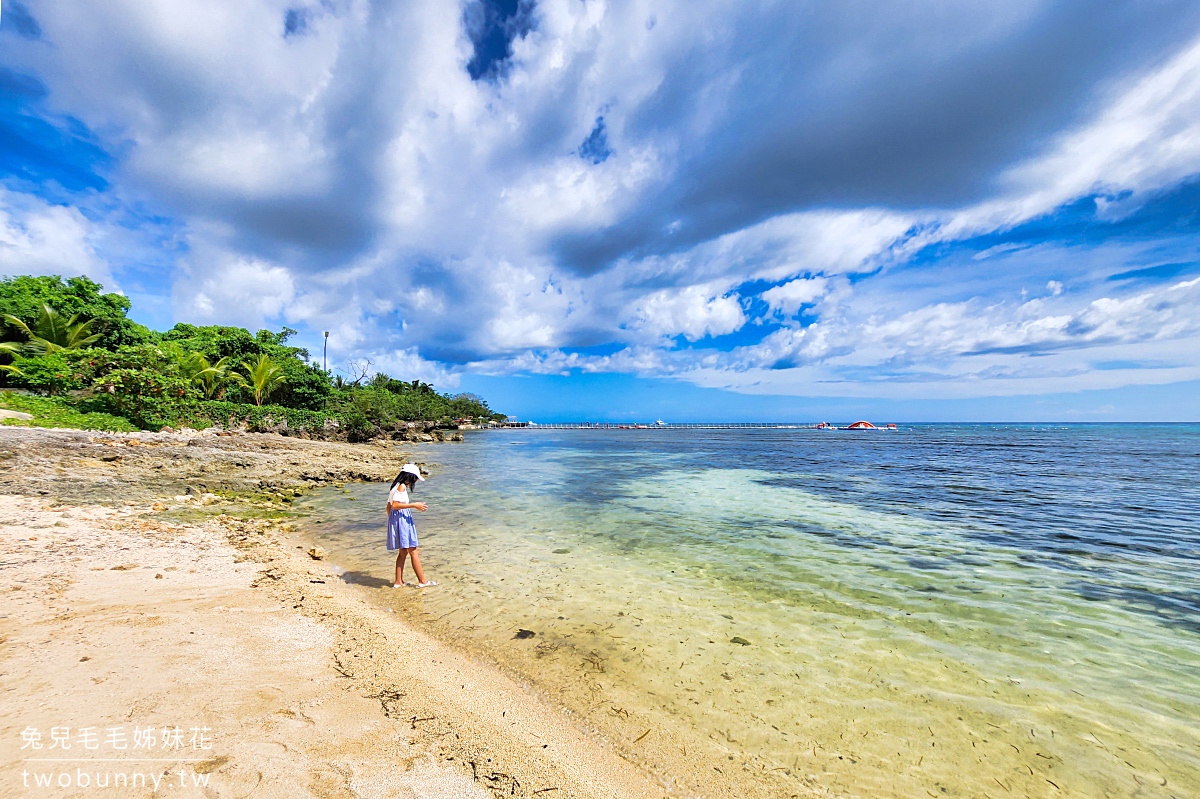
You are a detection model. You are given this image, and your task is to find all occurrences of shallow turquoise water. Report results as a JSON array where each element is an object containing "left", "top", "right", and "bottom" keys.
[{"left": 296, "top": 426, "right": 1200, "bottom": 798}]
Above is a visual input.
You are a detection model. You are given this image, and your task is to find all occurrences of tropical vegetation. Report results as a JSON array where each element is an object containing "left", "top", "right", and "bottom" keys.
[
  {"left": 0, "top": 275, "right": 505, "bottom": 436},
  {"left": 0, "top": 391, "right": 137, "bottom": 433},
  {"left": 5, "top": 303, "right": 102, "bottom": 353}
]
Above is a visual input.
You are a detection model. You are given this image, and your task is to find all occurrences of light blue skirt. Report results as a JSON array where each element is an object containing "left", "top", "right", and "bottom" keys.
[{"left": 387, "top": 509, "right": 419, "bottom": 550}]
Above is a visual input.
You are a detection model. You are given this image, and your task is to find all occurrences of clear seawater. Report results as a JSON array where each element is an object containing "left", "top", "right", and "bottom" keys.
[{"left": 294, "top": 425, "right": 1200, "bottom": 799}]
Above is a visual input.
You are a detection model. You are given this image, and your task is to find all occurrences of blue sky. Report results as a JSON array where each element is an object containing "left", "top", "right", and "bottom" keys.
[{"left": 2, "top": 1, "right": 1200, "bottom": 420}]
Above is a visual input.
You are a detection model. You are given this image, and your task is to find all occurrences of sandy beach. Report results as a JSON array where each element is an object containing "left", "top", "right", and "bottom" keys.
[{"left": 0, "top": 427, "right": 666, "bottom": 799}]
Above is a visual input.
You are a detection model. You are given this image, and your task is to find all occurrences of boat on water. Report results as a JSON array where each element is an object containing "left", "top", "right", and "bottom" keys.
[{"left": 816, "top": 421, "right": 899, "bottom": 430}]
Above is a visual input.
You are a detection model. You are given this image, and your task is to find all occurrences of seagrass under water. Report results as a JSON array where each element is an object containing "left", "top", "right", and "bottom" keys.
[{"left": 294, "top": 425, "right": 1200, "bottom": 799}]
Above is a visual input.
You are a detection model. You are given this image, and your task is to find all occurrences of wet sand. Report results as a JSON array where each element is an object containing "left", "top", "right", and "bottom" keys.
[
  {"left": 0, "top": 427, "right": 666, "bottom": 799},
  {"left": 293, "top": 432, "right": 1199, "bottom": 799}
]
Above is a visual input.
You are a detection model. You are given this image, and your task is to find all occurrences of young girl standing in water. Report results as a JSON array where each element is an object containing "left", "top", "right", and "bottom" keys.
[{"left": 387, "top": 463, "right": 437, "bottom": 588}]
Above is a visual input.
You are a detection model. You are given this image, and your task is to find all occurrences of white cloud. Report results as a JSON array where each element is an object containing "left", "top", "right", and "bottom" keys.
[
  {"left": 173, "top": 252, "right": 296, "bottom": 329},
  {"left": 24, "top": 0, "right": 343, "bottom": 203},
  {"left": 602, "top": 210, "right": 915, "bottom": 292},
  {"left": 625, "top": 284, "right": 745, "bottom": 342},
  {"left": 973, "top": 242, "right": 1029, "bottom": 260},
  {"left": 946, "top": 33, "right": 1200, "bottom": 236},
  {"left": 0, "top": 192, "right": 116, "bottom": 287},
  {"left": 7, "top": 1, "right": 1200, "bottom": 401},
  {"left": 761, "top": 277, "right": 829, "bottom": 317},
  {"left": 795, "top": 276, "right": 1197, "bottom": 365},
  {"left": 372, "top": 347, "right": 460, "bottom": 389},
  {"left": 693, "top": 275, "right": 1200, "bottom": 397}
]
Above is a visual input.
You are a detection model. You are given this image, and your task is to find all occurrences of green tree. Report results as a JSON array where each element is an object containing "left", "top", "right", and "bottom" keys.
[
  {"left": 162, "top": 323, "right": 263, "bottom": 362},
  {"left": 0, "top": 341, "right": 23, "bottom": 375},
  {"left": 180, "top": 352, "right": 242, "bottom": 400},
  {"left": 5, "top": 304, "right": 102, "bottom": 353},
  {"left": 0, "top": 273, "right": 504, "bottom": 430},
  {"left": 448, "top": 392, "right": 494, "bottom": 419},
  {"left": 242, "top": 354, "right": 287, "bottom": 406},
  {"left": 0, "top": 275, "right": 152, "bottom": 350},
  {"left": 161, "top": 323, "right": 331, "bottom": 408},
  {"left": 271, "top": 358, "right": 330, "bottom": 410}
]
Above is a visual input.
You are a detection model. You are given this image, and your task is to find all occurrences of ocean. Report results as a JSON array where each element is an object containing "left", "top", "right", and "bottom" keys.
[{"left": 294, "top": 425, "right": 1200, "bottom": 798}]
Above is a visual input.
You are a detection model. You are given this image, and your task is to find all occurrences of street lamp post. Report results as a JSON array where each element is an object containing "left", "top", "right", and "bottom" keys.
[{"left": 323, "top": 331, "right": 330, "bottom": 414}]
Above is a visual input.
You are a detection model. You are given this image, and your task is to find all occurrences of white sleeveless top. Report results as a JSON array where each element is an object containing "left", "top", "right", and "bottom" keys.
[{"left": 388, "top": 485, "right": 409, "bottom": 507}]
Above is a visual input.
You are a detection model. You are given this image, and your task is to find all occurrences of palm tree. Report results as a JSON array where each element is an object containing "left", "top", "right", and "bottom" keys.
[
  {"left": 241, "top": 354, "right": 287, "bottom": 406},
  {"left": 181, "top": 353, "right": 240, "bottom": 400},
  {"left": 4, "top": 304, "right": 101, "bottom": 354},
  {"left": 0, "top": 341, "right": 21, "bottom": 375}
]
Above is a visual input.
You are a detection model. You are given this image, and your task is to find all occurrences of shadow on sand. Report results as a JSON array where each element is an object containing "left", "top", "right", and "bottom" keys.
[{"left": 339, "top": 571, "right": 393, "bottom": 589}]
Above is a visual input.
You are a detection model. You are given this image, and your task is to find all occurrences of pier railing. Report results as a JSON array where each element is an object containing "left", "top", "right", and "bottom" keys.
[{"left": 496, "top": 422, "right": 822, "bottom": 430}]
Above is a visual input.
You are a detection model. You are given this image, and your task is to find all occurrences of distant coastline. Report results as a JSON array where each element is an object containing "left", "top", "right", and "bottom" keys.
[{"left": 0, "top": 274, "right": 505, "bottom": 440}]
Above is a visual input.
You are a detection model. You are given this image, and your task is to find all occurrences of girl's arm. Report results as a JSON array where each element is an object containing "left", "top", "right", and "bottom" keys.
[{"left": 388, "top": 500, "right": 429, "bottom": 511}]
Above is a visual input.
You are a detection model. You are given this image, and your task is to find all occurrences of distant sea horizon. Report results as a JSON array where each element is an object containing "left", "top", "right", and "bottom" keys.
[{"left": 494, "top": 419, "right": 1200, "bottom": 425}]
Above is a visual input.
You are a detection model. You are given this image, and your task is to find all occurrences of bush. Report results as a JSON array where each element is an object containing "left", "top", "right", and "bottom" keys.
[
  {"left": 73, "top": 396, "right": 334, "bottom": 433},
  {"left": 89, "top": 368, "right": 199, "bottom": 430},
  {"left": 0, "top": 391, "right": 137, "bottom": 432},
  {"left": 274, "top": 359, "right": 330, "bottom": 410},
  {"left": 160, "top": 324, "right": 330, "bottom": 408},
  {"left": 340, "top": 407, "right": 376, "bottom": 442},
  {"left": 184, "top": 401, "right": 331, "bottom": 432},
  {"left": 7, "top": 352, "right": 87, "bottom": 394},
  {"left": 324, "top": 381, "right": 504, "bottom": 426}
]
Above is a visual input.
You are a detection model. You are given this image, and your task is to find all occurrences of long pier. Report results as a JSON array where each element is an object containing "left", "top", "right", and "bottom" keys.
[{"left": 497, "top": 422, "right": 821, "bottom": 430}]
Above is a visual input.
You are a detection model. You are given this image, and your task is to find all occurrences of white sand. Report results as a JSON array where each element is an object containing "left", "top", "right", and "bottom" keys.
[{"left": 0, "top": 494, "right": 666, "bottom": 799}]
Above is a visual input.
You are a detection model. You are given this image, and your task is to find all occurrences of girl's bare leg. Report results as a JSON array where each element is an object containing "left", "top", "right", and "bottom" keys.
[
  {"left": 394, "top": 550, "right": 408, "bottom": 586},
  {"left": 408, "top": 548, "right": 428, "bottom": 584}
]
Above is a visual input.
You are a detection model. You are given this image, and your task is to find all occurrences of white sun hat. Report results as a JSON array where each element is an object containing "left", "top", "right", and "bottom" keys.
[{"left": 400, "top": 463, "right": 425, "bottom": 481}]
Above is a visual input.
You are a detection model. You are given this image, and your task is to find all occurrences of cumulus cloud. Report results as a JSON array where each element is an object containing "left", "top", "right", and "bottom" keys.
[
  {"left": 625, "top": 283, "right": 744, "bottom": 342},
  {"left": 551, "top": 1, "right": 1200, "bottom": 268},
  {"left": 4, "top": 1, "right": 1200, "bottom": 400},
  {"left": 866, "top": 277, "right": 1200, "bottom": 359},
  {"left": 372, "top": 346, "right": 460, "bottom": 388},
  {"left": 701, "top": 275, "right": 1200, "bottom": 397},
  {"left": 173, "top": 252, "right": 296, "bottom": 330},
  {"left": 0, "top": 190, "right": 115, "bottom": 287},
  {"left": 762, "top": 277, "right": 829, "bottom": 318}
]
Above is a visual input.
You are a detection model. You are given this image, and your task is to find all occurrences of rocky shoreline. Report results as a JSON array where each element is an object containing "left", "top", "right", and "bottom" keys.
[
  {"left": 0, "top": 425, "right": 412, "bottom": 503},
  {"left": 226, "top": 417, "right": 468, "bottom": 443}
]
